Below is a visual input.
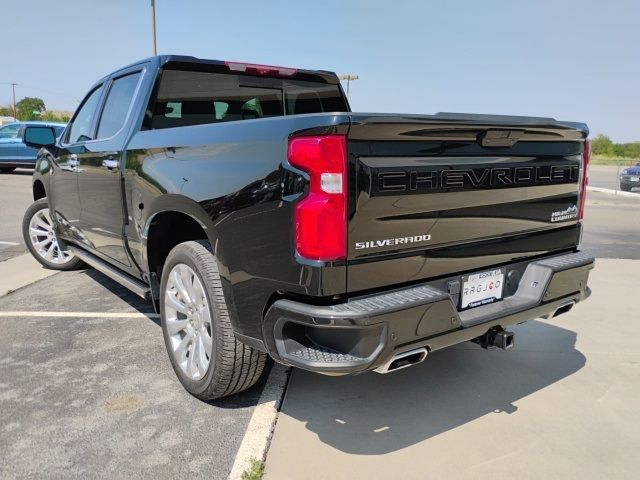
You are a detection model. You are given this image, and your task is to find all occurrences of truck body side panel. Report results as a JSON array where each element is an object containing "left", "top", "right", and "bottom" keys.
[{"left": 123, "top": 113, "right": 350, "bottom": 340}]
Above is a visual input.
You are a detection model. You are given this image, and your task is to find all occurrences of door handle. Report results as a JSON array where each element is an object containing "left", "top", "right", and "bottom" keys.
[{"left": 102, "top": 157, "right": 119, "bottom": 170}]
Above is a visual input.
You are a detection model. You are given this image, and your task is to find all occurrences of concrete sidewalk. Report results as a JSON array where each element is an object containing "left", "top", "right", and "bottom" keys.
[
  {"left": 264, "top": 259, "right": 640, "bottom": 479},
  {"left": 0, "top": 253, "right": 58, "bottom": 297}
]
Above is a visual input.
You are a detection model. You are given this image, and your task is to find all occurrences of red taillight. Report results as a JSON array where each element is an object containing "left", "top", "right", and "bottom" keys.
[
  {"left": 225, "top": 61, "right": 297, "bottom": 77},
  {"left": 579, "top": 140, "right": 590, "bottom": 219},
  {"left": 288, "top": 135, "right": 348, "bottom": 261}
]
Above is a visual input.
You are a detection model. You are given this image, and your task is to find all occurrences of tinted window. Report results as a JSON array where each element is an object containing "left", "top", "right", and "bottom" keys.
[
  {"left": 97, "top": 72, "right": 142, "bottom": 139},
  {"left": 148, "top": 69, "right": 347, "bottom": 129},
  {"left": 53, "top": 126, "right": 65, "bottom": 137},
  {"left": 68, "top": 86, "right": 103, "bottom": 144},
  {"left": 0, "top": 124, "right": 21, "bottom": 139}
]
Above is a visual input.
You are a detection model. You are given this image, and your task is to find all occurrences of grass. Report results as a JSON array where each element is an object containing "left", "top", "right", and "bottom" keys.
[
  {"left": 591, "top": 154, "right": 640, "bottom": 166},
  {"left": 241, "top": 458, "right": 265, "bottom": 480}
]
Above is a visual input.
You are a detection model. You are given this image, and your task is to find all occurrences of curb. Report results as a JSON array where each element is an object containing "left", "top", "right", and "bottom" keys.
[
  {"left": 228, "top": 365, "right": 289, "bottom": 480},
  {"left": 0, "top": 253, "right": 59, "bottom": 297},
  {"left": 587, "top": 186, "right": 640, "bottom": 198}
]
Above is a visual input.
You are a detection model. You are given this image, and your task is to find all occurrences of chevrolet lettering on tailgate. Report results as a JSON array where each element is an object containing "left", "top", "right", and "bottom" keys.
[{"left": 376, "top": 164, "right": 579, "bottom": 194}]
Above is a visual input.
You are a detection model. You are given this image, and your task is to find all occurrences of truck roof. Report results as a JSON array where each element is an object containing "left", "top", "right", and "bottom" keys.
[{"left": 109, "top": 55, "right": 340, "bottom": 85}]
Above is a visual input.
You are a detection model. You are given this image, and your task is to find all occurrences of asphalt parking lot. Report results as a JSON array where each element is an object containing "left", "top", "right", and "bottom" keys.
[
  {"left": 1, "top": 170, "right": 639, "bottom": 479},
  {"left": 589, "top": 164, "right": 640, "bottom": 193},
  {"left": 0, "top": 268, "right": 271, "bottom": 479},
  {"left": 0, "top": 169, "right": 32, "bottom": 262},
  {"left": 581, "top": 189, "right": 640, "bottom": 259}
]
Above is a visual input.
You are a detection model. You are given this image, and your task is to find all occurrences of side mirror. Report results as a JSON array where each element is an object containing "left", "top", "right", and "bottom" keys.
[{"left": 23, "top": 126, "right": 57, "bottom": 149}]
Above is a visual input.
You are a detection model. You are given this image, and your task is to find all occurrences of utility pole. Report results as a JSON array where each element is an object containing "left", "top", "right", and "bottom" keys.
[
  {"left": 338, "top": 74, "right": 359, "bottom": 97},
  {"left": 11, "top": 83, "right": 17, "bottom": 121},
  {"left": 150, "top": 0, "right": 157, "bottom": 55}
]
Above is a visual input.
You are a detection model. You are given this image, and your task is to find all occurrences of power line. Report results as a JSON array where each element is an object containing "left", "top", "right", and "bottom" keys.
[{"left": 0, "top": 82, "right": 18, "bottom": 120}]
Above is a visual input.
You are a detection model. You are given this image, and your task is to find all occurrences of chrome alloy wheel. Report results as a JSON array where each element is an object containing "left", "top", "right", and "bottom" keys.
[
  {"left": 164, "top": 264, "right": 213, "bottom": 380},
  {"left": 28, "top": 208, "right": 74, "bottom": 264}
]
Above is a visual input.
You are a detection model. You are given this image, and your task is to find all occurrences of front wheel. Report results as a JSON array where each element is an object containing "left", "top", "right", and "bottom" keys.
[
  {"left": 620, "top": 183, "right": 632, "bottom": 192},
  {"left": 22, "top": 198, "right": 84, "bottom": 270},
  {"left": 160, "top": 240, "right": 267, "bottom": 400}
]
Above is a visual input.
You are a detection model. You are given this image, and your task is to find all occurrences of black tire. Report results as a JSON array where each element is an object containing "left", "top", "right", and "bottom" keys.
[
  {"left": 620, "top": 183, "right": 632, "bottom": 192},
  {"left": 22, "top": 198, "right": 85, "bottom": 271},
  {"left": 0, "top": 167, "right": 16, "bottom": 173},
  {"left": 160, "top": 240, "right": 267, "bottom": 400}
]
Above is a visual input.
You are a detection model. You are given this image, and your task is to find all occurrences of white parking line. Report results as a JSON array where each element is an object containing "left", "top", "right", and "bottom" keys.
[
  {"left": 228, "top": 365, "right": 289, "bottom": 480},
  {"left": 0, "top": 241, "right": 20, "bottom": 245},
  {"left": 0, "top": 311, "right": 159, "bottom": 319}
]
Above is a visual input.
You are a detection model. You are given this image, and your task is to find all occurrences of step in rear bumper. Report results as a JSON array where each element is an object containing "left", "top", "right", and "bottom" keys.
[{"left": 263, "top": 251, "right": 594, "bottom": 374}]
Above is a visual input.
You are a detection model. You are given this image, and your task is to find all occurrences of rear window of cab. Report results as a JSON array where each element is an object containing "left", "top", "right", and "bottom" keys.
[{"left": 146, "top": 68, "right": 347, "bottom": 129}]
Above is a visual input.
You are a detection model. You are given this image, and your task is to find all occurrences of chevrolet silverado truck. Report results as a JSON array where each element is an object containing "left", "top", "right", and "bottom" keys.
[{"left": 21, "top": 55, "right": 594, "bottom": 399}]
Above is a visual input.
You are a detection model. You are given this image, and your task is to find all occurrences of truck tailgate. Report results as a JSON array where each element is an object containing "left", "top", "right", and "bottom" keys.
[{"left": 346, "top": 113, "right": 588, "bottom": 292}]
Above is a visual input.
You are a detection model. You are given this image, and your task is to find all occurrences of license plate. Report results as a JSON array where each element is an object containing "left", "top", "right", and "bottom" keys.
[
  {"left": 630, "top": 176, "right": 639, "bottom": 182},
  {"left": 460, "top": 268, "right": 505, "bottom": 309}
]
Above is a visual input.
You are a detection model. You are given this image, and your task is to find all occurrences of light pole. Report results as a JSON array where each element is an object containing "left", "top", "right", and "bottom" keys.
[
  {"left": 338, "top": 74, "right": 359, "bottom": 97},
  {"left": 150, "top": 0, "right": 157, "bottom": 55},
  {"left": 11, "top": 83, "right": 17, "bottom": 121}
]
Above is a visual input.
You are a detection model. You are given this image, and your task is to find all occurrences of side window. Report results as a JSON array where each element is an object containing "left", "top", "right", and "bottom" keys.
[
  {"left": 67, "top": 85, "right": 104, "bottom": 144},
  {"left": 0, "top": 124, "right": 21, "bottom": 139},
  {"left": 162, "top": 101, "right": 229, "bottom": 121},
  {"left": 165, "top": 101, "right": 182, "bottom": 118},
  {"left": 97, "top": 72, "right": 142, "bottom": 139},
  {"left": 241, "top": 98, "right": 262, "bottom": 119},
  {"left": 214, "top": 101, "right": 228, "bottom": 119}
]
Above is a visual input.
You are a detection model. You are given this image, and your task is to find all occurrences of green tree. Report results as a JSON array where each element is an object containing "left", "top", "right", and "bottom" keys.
[
  {"left": 16, "top": 97, "right": 46, "bottom": 121},
  {"left": 591, "top": 133, "right": 615, "bottom": 156},
  {"left": 614, "top": 142, "right": 640, "bottom": 158}
]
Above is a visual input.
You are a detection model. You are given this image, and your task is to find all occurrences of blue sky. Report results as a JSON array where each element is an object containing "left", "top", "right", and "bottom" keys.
[{"left": 3, "top": 0, "right": 638, "bottom": 141}]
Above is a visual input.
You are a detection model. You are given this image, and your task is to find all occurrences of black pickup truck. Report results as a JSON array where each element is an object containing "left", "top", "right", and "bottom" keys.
[{"left": 22, "top": 55, "right": 594, "bottom": 399}]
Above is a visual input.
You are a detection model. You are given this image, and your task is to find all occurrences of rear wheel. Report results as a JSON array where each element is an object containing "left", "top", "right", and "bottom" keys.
[
  {"left": 0, "top": 167, "right": 16, "bottom": 174},
  {"left": 22, "top": 198, "right": 84, "bottom": 270},
  {"left": 160, "top": 240, "right": 267, "bottom": 399}
]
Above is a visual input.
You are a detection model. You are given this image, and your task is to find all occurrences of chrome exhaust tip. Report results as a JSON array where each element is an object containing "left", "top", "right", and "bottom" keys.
[
  {"left": 374, "top": 347, "right": 428, "bottom": 374},
  {"left": 553, "top": 300, "right": 576, "bottom": 318}
]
